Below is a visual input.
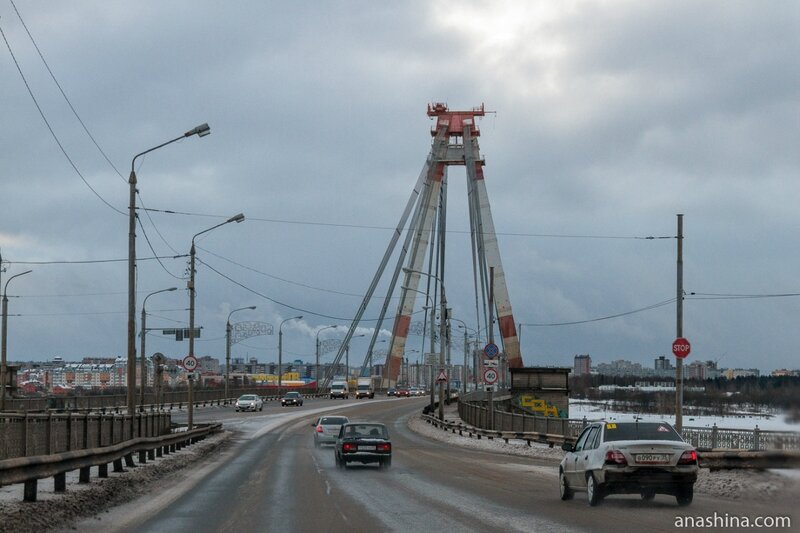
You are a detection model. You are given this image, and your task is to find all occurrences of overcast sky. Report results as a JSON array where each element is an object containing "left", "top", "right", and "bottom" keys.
[{"left": 1, "top": 1, "right": 798, "bottom": 372}]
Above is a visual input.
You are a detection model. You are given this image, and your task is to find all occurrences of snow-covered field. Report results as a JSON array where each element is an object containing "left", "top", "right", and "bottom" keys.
[{"left": 569, "top": 399, "right": 800, "bottom": 432}]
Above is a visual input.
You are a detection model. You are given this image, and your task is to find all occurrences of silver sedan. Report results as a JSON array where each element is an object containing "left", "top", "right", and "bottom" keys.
[
  {"left": 312, "top": 415, "right": 349, "bottom": 447},
  {"left": 559, "top": 421, "right": 698, "bottom": 506}
]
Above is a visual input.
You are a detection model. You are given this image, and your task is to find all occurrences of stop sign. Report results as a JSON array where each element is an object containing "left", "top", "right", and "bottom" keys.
[{"left": 672, "top": 337, "right": 691, "bottom": 359}]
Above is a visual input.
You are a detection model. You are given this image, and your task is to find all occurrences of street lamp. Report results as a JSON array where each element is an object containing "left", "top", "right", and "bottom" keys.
[
  {"left": 1, "top": 269, "right": 31, "bottom": 412},
  {"left": 140, "top": 287, "right": 177, "bottom": 409},
  {"left": 345, "top": 334, "right": 366, "bottom": 380},
  {"left": 226, "top": 306, "right": 256, "bottom": 402},
  {"left": 315, "top": 325, "right": 339, "bottom": 392},
  {"left": 403, "top": 268, "right": 447, "bottom": 421},
  {"left": 452, "top": 319, "right": 473, "bottom": 395},
  {"left": 127, "top": 123, "right": 211, "bottom": 423},
  {"left": 278, "top": 316, "right": 303, "bottom": 396},
  {"left": 187, "top": 212, "right": 245, "bottom": 430},
  {"left": 401, "top": 285, "right": 436, "bottom": 409}
]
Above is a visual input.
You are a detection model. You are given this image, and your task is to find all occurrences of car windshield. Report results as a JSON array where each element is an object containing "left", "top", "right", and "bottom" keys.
[
  {"left": 345, "top": 424, "right": 388, "bottom": 438},
  {"left": 285, "top": 392, "right": 300, "bottom": 397},
  {"left": 321, "top": 417, "right": 348, "bottom": 425},
  {"left": 239, "top": 395, "right": 256, "bottom": 401},
  {"left": 603, "top": 422, "right": 683, "bottom": 442}
]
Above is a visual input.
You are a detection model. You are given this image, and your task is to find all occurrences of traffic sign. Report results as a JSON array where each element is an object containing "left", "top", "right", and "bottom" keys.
[
  {"left": 483, "top": 342, "right": 499, "bottom": 359},
  {"left": 672, "top": 338, "right": 691, "bottom": 359},
  {"left": 182, "top": 355, "right": 199, "bottom": 371},
  {"left": 483, "top": 359, "right": 499, "bottom": 368},
  {"left": 483, "top": 368, "right": 498, "bottom": 384},
  {"left": 436, "top": 369, "right": 448, "bottom": 383}
]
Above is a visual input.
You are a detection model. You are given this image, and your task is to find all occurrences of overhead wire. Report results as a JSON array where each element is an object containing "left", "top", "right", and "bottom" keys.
[
  {"left": 140, "top": 207, "right": 673, "bottom": 241},
  {"left": 137, "top": 216, "right": 187, "bottom": 280},
  {"left": 10, "top": 1, "right": 183, "bottom": 269},
  {"left": 196, "top": 245, "right": 398, "bottom": 299},
  {"left": 521, "top": 297, "right": 678, "bottom": 327},
  {"left": 0, "top": 19, "right": 125, "bottom": 215},
  {"left": 9, "top": 0, "right": 127, "bottom": 184},
  {"left": 195, "top": 255, "right": 425, "bottom": 322}
]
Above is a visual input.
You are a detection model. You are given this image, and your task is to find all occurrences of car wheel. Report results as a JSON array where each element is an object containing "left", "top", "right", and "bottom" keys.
[
  {"left": 586, "top": 472, "right": 603, "bottom": 506},
  {"left": 641, "top": 490, "right": 655, "bottom": 501},
  {"left": 335, "top": 453, "right": 343, "bottom": 468},
  {"left": 676, "top": 485, "right": 693, "bottom": 506},
  {"left": 559, "top": 469, "right": 574, "bottom": 500},
  {"left": 259, "top": 406, "right": 263, "bottom": 411}
]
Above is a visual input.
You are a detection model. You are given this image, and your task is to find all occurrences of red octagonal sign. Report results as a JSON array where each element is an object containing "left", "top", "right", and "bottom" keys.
[{"left": 672, "top": 337, "right": 691, "bottom": 359}]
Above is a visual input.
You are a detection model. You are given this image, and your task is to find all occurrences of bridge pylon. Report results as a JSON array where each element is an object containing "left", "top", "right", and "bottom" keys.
[{"left": 321, "top": 104, "right": 522, "bottom": 391}]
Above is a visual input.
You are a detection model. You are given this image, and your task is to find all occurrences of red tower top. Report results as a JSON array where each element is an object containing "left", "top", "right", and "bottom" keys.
[{"left": 427, "top": 103, "right": 485, "bottom": 137}]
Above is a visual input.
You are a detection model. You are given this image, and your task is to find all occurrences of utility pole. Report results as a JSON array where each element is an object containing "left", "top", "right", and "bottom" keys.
[
  {"left": 487, "top": 267, "right": 495, "bottom": 431},
  {"left": 675, "top": 214, "right": 684, "bottom": 433}
]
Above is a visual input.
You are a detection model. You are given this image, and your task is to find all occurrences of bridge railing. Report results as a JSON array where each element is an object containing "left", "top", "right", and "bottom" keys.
[
  {"left": 0, "top": 423, "right": 220, "bottom": 502},
  {"left": 3, "top": 386, "right": 327, "bottom": 412},
  {"left": 458, "top": 398, "right": 800, "bottom": 451},
  {"left": 0, "top": 411, "right": 171, "bottom": 461}
]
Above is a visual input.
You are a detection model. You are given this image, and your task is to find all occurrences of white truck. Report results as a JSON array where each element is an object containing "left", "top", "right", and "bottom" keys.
[
  {"left": 355, "top": 377, "right": 374, "bottom": 399},
  {"left": 329, "top": 380, "right": 349, "bottom": 399}
]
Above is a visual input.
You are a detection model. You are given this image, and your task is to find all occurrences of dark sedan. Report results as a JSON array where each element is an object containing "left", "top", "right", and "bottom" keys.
[
  {"left": 281, "top": 391, "right": 304, "bottom": 407},
  {"left": 334, "top": 423, "right": 392, "bottom": 469}
]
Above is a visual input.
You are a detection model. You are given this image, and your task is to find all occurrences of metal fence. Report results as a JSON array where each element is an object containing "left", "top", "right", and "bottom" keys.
[
  {"left": 459, "top": 399, "right": 800, "bottom": 451},
  {"left": 2, "top": 386, "right": 322, "bottom": 412},
  {"left": 0, "top": 411, "right": 171, "bottom": 461}
]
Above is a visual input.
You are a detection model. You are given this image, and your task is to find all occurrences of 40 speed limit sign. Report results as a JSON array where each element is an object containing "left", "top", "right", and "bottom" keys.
[
  {"left": 483, "top": 367, "right": 498, "bottom": 385},
  {"left": 182, "top": 355, "right": 198, "bottom": 371}
]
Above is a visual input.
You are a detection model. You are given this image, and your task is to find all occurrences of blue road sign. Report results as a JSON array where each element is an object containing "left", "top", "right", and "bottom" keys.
[{"left": 484, "top": 342, "right": 499, "bottom": 359}]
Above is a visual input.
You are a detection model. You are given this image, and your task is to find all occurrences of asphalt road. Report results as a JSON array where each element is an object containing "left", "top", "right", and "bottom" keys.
[{"left": 82, "top": 397, "right": 797, "bottom": 532}]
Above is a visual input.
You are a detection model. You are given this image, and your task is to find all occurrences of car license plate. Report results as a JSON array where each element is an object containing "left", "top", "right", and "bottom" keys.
[
  {"left": 359, "top": 445, "right": 376, "bottom": 451},
  {"left": 635, "top": 454, "right": 668, "bottom": 464}
]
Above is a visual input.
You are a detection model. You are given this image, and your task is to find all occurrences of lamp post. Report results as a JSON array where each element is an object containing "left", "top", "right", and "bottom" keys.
[
  {"left": 226, "top": 306, "right": 256, "bottom": 402},
  {"left": 127, "top": 123, "right": 211, "bottom": 425},
  {"left": 452, "top": 319, "right": 473, "bottom": 395},
  {"left": 140, "top": 287, "right": 177, "bottom": 409},
  {"left": 403, "top": 268, "right": 447, "bottom": 421},
  {"left": 278, "top": 316, "right": 303, "bottom": 396},
  {"left": 345, "top": 334, "right": 366, "bottom": 381},
  {"left": 1, "top": 269, "right": 31, "bottom": 412},
  {"left": 401, "top": 285, "right": 436, "bottom": 409},
  {"left": 187, "top": 213, "right": 245, "bottom": 430},
  {"left": 315, "top": 325, "right": 339, "bottom": 392}
]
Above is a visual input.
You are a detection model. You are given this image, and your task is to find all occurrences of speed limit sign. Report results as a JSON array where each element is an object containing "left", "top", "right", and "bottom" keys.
[
  {"left": 483, "top": 367, "right": 498, "bottom": 385},
  {"left": 182, "top": 355, "right": 198, "bottom": 371}
]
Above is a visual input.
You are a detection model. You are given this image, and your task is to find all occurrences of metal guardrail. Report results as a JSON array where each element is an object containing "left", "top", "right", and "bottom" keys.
[
  {"left": 424, "top": 413, "right": 800, "bottom": 470},
  {"left": 459, "top": 399, "right": 800, "bottom": 451},
  {"left": 0, "top": 423, "right": 221, "bottom": 501},
  {"left": 3, "top": 387, "right": 327, "bottom": 412},
  {"left": 423, "top": 413, "right": 572, "bottom": 447}
]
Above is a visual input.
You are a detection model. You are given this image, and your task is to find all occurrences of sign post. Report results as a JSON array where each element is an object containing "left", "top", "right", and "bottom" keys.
[{"left": 484, "top": 342, "right": 498, "bottom": 430}]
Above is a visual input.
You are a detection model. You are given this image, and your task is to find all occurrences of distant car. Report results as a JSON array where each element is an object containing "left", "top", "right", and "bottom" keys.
[
  {"left": 235, "top": 394, "right": 263, "bottom": 412},
  {"left": 281, "top": 391, "right": 304, "bottom": 407},
  {"left": 396, "top": 388, "right": 410, "bottom": 397},
  {"left": 559, "top": 421, "right": 698, "bottom": 506},
  {"left": 386, "top": 388, "right": 397, "bottom": 397},
  {"left": 312, "top": 415, "right": 349, "bottom": 447},
  {"left": 410, "top": 387, "right": 425, "bottom": 396},
  {"left": 334, "top": 422, "right": 392, "bottom": 469}
]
